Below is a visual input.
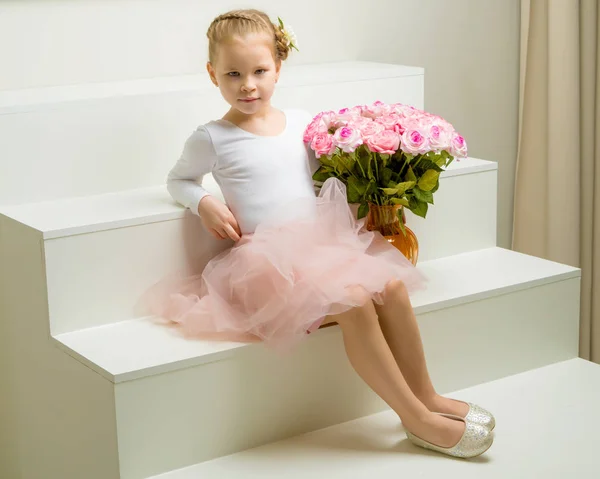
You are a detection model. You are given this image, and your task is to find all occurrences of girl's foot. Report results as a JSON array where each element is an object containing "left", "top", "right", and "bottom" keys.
[
  {"left": 405, "top": 413, "right": 493, "bottom": 458},
  {"left": 405, "top": 411, "right": 465, "bottom": 449},
  {"left": 424, "top": 394, "right": 496, "bottom": 431},
  {"left": 423, "top": 394, "right": 470, "bottom": 418}
]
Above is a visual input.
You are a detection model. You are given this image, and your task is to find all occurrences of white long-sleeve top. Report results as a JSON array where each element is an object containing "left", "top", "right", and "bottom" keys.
[{"left": 166, "top": 109, "right": 319, "bottom": 235}]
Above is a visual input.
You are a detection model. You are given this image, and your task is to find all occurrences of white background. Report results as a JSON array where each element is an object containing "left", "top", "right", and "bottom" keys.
[{"left": 0, "top": 0, "right": 519, "bottom": 247}]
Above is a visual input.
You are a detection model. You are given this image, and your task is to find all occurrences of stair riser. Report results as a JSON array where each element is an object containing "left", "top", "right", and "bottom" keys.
[
  {"left": 0, "top": 76, "right": 424, "bottom": 206},
  {"left": 0, "top": 218, "right": 120, "bottom": 479},
  {"left": 44, "top": 168, "right": 497, "bottom": 335},
  {"left": 112, "top": 278, "right": 579, "bottom": 478}
]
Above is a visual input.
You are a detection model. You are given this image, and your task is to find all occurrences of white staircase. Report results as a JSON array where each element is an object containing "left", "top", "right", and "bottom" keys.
[
  {"left": 148, "top": 359, "right": 600, "bottom": 479},
  {"left": 0, "top": 61, "right": 592, "bottom": 479}
]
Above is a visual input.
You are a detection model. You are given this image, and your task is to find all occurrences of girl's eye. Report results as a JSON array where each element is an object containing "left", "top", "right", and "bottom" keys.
[
  {"left": 227, "top": 72, "right": 240, "bottom": 77},
  {"left": 255, "top": 69, "right": 266, "bottom": 75}
]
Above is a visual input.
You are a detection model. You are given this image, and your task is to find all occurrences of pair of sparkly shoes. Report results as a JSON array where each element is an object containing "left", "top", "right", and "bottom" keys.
[{"left": 406, "top": 402, "right": 495, "bottom": 458}]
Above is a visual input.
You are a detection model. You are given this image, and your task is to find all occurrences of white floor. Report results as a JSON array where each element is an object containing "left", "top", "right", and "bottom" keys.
[{"left": 151, "top": 358, "right": 600, "bottom": 479}]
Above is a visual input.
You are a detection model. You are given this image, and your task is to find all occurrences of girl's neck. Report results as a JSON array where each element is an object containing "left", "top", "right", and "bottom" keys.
[
  {"left": 222, "top": 106, "right": 286, "bottom": 137},
  {"left": 224, "top": 104, "right": 274, "bottom": 124}
]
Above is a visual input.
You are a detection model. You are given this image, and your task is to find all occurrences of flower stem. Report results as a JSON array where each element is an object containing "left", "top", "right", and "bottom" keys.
[
  {"left": 356, "top": 152, "right": 367, "bottom": 178},
  {"left": 399, "top": 155, "right": 409, "bottom": 178}
]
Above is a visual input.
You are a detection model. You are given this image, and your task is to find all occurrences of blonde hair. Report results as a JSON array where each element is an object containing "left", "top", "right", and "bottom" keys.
[{"left": 207, "top": 9, "right": 291, "bottom": 65}]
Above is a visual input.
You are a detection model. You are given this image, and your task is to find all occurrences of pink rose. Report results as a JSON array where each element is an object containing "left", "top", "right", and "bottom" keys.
[
  {"left": 303, "top": 114, "right": 326, "bottom": 143},
  {"left": 398, "top": 108, "right": 424, "bottom": 126},
  {"left": 366, "top": 130, "right": 401, "bottom": 155},
  {"left": 394, "top": 124, "right": 405, "bottom": 135},
  {"left": 336, "top": 107, "right": 360, "bottom": 124},
  {"left": 359, "top": 120, "right": 385, "bottom": 140},
  {"left": 320, "top": 111, "right": 338, "bottom": 129},
  {"left": 402, "top": 113, "right": 430, "bottom": 131},
  {"left": 333, "top": 126, "right": 363, "bottom": 153},
  {"left": 428, "top": 124, "right": 452, "bottom": 151},
  {"left": 392, "top": 103, "right": 419, "bottom": 117},
  {"left": 450, "top": 133, "right": 468, "bottom": 158},
  {"left": 310, "top": 132, "right": 336, "bottom": 158},
  {"left": 430, "top": 115, "right": 455, "bottom": 133},
  {"left": 348, "top": 116, "right": 373, "bottom": 130},
  {"left": 363, "top": 100, "right": 392, "bottom": 119},
  {"left": 375, "top": 113, "right": 402, "bottom": 131},
  {"left": 401, "top": 129, "right": 430, "bottom": 155},
  {"left": 351, "top": 105, "right": 367, "bottom": 116}
]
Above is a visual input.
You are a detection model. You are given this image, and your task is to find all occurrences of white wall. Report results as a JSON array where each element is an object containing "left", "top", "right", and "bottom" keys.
[
  {"left": 0, "top": 0, "right": 519, "bottom": 246},
  {"left": 364, "top": 1, "right": 520, "bottom": 249}
]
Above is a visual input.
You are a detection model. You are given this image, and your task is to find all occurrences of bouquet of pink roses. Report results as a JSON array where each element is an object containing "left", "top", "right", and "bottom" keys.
[{"left": 303, "top": 101, "right": 468, "bottom": 221}]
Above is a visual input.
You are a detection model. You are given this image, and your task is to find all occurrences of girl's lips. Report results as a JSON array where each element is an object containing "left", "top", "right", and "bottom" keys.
[{"left": 240, "top": 98, "right": 259, "bottom": 102}]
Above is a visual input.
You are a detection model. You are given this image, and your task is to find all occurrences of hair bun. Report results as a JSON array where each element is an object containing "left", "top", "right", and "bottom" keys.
[
  {"left": 274, "top": 17, "right": 298, "bottom": 62},
  {"left": 274, "top": 26, "right": 291, "bottom": 61}
]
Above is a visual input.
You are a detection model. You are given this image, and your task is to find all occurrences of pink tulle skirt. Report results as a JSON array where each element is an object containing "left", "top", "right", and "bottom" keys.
[{"left": 139, "top": 178, "right": 426, "bottom": 352}]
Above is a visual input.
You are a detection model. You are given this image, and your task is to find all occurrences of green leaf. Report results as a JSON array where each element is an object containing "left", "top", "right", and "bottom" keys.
[
  {"left": 312, "top": 166, "right": 335, "bottom": 183},
  {"left": 318, "top": 154, "right": 336, "bottom": 168},
  {"left": 391, "top": 197, "right": 410, "bottom": 207},
  {"left": 366, "top": 179, "right": 378, "bottom": 196},
  {"left": 381, "top": 187, "right": 400, "bottom": 195},
  {"left": 406, "top": 166, "right": 417, "bottom": 183},
  {"left": 435, "top": 156, "right": 447, "bottom": 167},
  {"left": 357, "top": 153, "right": 374, "bottom": 180},
  {"left": 337, "top": 153, "right": 356, "bottom": 174},
  {"left": 396, "top": 181, "right": 416, "bottom": 196},
  {"left": 347, "top": 176, "right": 369, "bottom": 203},
  {"left": 416, "top": 159, "right": 444, "bottom": 174},
  {"left": 413, "top": 186, "right": 434, "bottom": 204},
  {"left": 381, "top": 168, "right": 393, "bottom": 186},
  {"left": 431, "top": 178, "right": 440, "bottom": 194},
  {"left": 418, "top": 169, "right": 440, "bottom": 192},
  {"left": 357, "top": 202, "right": 369, "bottom": 219},
  {"left": 376, "top": 153, "right": 390, "bottom": 169},
  {"left": 409, "top": 196, "right": 429, "bottom": 218}
]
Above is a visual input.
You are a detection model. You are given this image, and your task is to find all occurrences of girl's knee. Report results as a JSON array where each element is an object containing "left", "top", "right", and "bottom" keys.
[
  {"left": 336, "top": 291, "right": 378, "bottom": 328},
  {"left": 346, "top": 285, "right": 373, "bottom": 307},
  {"left": 384, "top": 279, "right": 409, "bottom": 302}
]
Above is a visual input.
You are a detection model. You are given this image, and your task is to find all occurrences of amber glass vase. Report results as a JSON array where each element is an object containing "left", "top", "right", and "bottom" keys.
[{"left": 365, "top": 204, "right": 419, "bottom": 265}]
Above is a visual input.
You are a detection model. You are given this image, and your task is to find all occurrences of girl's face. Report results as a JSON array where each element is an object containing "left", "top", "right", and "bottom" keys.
[{"left": 207, "top": 33, "right": 281, "bottom": 116}]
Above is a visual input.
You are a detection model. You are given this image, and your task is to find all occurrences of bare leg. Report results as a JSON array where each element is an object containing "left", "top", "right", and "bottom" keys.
[
  {"left": 332, "top": 288, "right": 464, "bottom": 448},
  {"left": 373, "top": 280, "right": 469, "bottom": 417}
]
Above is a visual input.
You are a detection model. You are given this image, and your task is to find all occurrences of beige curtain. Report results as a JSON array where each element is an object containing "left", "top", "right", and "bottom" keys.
[{"left": 513, "top": 0, "right": 600, "bottom": 363}]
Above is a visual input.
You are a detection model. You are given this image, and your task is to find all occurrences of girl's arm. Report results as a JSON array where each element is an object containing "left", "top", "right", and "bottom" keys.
[
  {"left": 305, "top": 143, "right": 322, "bottom": 196},
  {"left": 166, "top": 126, "right": 217, "bottom": 216}
]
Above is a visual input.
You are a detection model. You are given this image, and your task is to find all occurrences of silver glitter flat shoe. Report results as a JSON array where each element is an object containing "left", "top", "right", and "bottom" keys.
[
  {"left": 405, "top": 413, "right": 494, "bottom": 459},
  {"left": 463, "top": 402, "right": 495, "bottom": 431},
  {"left": 434, "top": 401, "right": 496, "bottom": 431}
]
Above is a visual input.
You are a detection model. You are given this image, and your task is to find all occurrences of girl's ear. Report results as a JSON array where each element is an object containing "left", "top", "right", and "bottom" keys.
[
  {"left": 207, "top": 62, "right": 219, "bottom": 87},
  {"left": 275, "top": 61, "right": 282, "bottom": 83}
]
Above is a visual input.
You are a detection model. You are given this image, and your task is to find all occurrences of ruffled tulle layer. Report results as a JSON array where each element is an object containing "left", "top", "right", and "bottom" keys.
[{"left": 138, "top": 178, "right": 427, "bottom": 352}]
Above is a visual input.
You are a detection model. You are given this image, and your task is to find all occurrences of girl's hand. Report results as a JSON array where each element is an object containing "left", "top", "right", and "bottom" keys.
[{"left": 197, "top": 196, "right": 241, "bottom": 241}]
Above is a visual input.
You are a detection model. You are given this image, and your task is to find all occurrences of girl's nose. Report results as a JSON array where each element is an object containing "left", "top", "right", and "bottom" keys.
[{"left": 241, "top": 80, "right": 256, "bottom": 92}]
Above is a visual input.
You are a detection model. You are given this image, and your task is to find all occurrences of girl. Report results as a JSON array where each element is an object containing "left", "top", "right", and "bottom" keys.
[{"left": 145, "top": 9, "right": 495, "bottom": 459}]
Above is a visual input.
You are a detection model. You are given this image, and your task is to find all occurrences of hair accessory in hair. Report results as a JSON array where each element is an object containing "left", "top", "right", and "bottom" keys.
[{"left": 277, "top": 17, "right": 299, "bottom": 52}]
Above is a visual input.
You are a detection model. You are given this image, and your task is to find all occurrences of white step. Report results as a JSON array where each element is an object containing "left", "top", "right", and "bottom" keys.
[
  {"left": 149, "top": 358, "right": 600, "bottom": 479},
  {"left": 0, "top": 216, "right": 581, "bottom": 478},
  {"left": 44, "top": 247, "right": 578, "bottom": 478},
  {"left": 0, "top": 157, "right": 497, "bottom": 335},
  {"left": 53, "top": 247, "right": 579, "bottom": 383},
  {"left": 0, "top": 61, "right": 425, "bottom": 205}
]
